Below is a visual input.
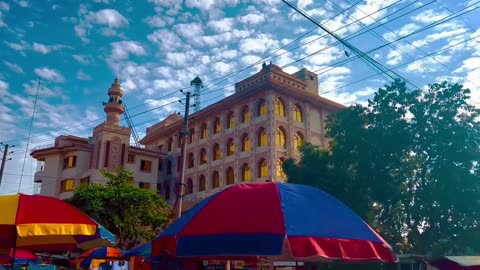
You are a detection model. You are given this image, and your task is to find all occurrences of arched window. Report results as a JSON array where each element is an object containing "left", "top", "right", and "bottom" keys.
[
  {"left": 226, "top": 167, "right": 234, "bottom": 185},
  {"left": 241, "top": 163, "right": 251, "bottom": 182},
  {"left": 241, "top": 133, "right": 251, "bottom": 152},
  {"left": 213, "top": 118, "right": 222, "bottom": 134},
  {"left": 199, "top": 148, "right": 207, "bottom": 164},
  {"left": 166, "top": 160, "right": 172, "bottom": 175},
  {"left": 188, "top": 128, "right": 195, "bottom": 144},
  {"left": 257, "top": 128, "right": 267, "bottom": 147},
  {"left": 293, "top": 104, "right": 303, "bottom": 122},
  {"left": 275, "top": 127, "right": 286, "bottom": 147},
  {"left": 276, "top": 158, "right": 286, "bottom": 178},
  {"left": 227, "top": 112, "right": 235, "bottom": 129},
  {"left": 165, "top": 184, "right": 170, "bottom": 200},
  {"left": 257, "top": 99, "right": 267, "bottom": 116},
  {"left": 213, "top": 143, "right": 221, "bottom": 160},
  {"left": 177, "top": 132, "right": 182, "bottom": 147},
  {"left": 226, "top": 138, "right": 235, "bottom": 156},
  {"left": 241, "top": 106, "right": 251, "bottom": 123},
  {"left": 258, "top": 158, "right": 268, "bottom": 178},
  {"left": 275, "top": 98, "right": 286, "bottom": 117},
  {"left": 199, "top": 175, "right": 206, "bottom": 191},
  {"left": 186, "top": 178, "right": 193, "bottom": 194},
  {"left": 294, "top": 132, "right": 304, "bottom": 150},
  {"left": 200, "top": 123, "right": 208, "bottom": 139},
  {"left": 167, "top": 137, "right": 174, "bottom": 152},
  {"left": 212, "top": 171, "right": 220, "bottom": 188},
  {"left": 187, "top": 152, "right": 194, "bottom": 168}
]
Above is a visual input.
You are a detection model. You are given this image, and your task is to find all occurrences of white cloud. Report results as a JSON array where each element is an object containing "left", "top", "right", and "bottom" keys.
[
  {"left": 77, "top": 70, "right": 93, "bottom": 80},
  {"left": 144, "top": 97, "right": 181, "bottom": 115},
  {"left": 74, "top": 6, "right": 128, "bottom": 43},
  {"left": 17, "top": 0, "right": 28, "bottom": 7},
  {"left": 174, "top": 22, "right": 204, "bottom": 39},
  {"left": 239, "top": 34, "right": 279, "bottom": 54},
  {"left": 3, "top": 61, "right": 24, "bottom": 73},
  {"left": 34, "top": 67, "right": 65, "bottom": 83},
  {"left": 23, "top": 80, "right": 64, "bottom": 98},
  {"left": 411, "top": 9, "right": 449, "bottom": 24},
  {"left": 90, "top": 9, "right": 128, "bottom": 27},
  {"left": 238, "top": 13, "right": 265, "bottom": 25},
  {"left": 72, "top": 54, "right": 92, "bottom": 65},
  {"left": 93, "top": 0, "right": 116, "bottom": 3},
  {"left": 147, "top": 29, "right": 184, "bottom": 51},
  {"left": 110, "top": 41, "right": 147, "bottom": 60},
  {"left": 207, "top": 18, "right": 235, "bottom": 33},
  {"left": 0, "top": 79, "right": 9, "bottom": 96},
  {"left": 383, "top": 23, "right": 420, "bottom": 42},
  {"left": 32, "top": 42, "right": 67, "bottom": 54},
  {"left": 0, "top": 1, "right": 9, "bottom": 27},
  {"left": 212, "top": 62, "right": 234, "bottom": 74}
]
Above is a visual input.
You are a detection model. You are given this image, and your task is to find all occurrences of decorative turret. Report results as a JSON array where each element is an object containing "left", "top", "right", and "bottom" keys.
[{"left": 102, "top": 77, "right": 124, "bottom": 126}]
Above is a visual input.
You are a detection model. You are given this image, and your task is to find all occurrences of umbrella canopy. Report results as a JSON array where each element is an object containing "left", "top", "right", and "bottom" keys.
[
  {"left": 152, "top": 182, "right": 396, "bottom": 262},
  {"left": 0, "top": 249, "right": 38, "bottom": 265},
  {"left": 75, "top": 247, "right": 124, "bottom": 269},
  {"left": 76, "top": 223, "right": 116, "bottom": 250},
  {"left": 124, "top": 243, "right": 151, "bottom": 258},
  {"left": 0, "top": 193, "right": 98, "bottom": 253},
  {"left": 428, "top": 256, "right": 480, "bottom": 270}
]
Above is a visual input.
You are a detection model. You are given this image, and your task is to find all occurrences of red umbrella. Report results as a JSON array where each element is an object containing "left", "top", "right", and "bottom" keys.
[
  {"left": 0, "top": 194, "right": 99, "bottom": 264},
  {"left": 0, "top": 249, "right": 38, "bottom": 264},
  {"left": 153, "top": 182, "right": 396, "bottom": 262}
]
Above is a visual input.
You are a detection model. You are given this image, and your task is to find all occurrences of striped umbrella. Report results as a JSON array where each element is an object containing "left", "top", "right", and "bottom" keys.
[
  {"left": 153, "top": 182, "right": 396, "bottom": 262},
  {"left": 75, "top": 247, "right": 125, "bottom": 269},
  {"left": 0, "top": 193, "right": 99, "bottom": 261}
]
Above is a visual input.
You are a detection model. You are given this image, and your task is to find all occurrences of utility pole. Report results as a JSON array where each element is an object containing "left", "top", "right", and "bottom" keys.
[
  {"left": 176, "top": 90, "right": 192, "bottom": 219},
  {"left": 0, "top": 143, "right": 14, "bottom": 188}
]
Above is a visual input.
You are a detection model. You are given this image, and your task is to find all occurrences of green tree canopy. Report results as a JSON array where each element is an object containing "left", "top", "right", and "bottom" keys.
[
  {"left": 67, "top": 167, "right": 172, "bottom": 250},
  {"left": 284, "top": 80, "right": 480, "bottom": 255}
]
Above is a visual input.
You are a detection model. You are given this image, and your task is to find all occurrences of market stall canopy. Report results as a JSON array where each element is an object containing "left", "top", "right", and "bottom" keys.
[{"left": 152, "top": 182, "right": 396, "bottom": 263}]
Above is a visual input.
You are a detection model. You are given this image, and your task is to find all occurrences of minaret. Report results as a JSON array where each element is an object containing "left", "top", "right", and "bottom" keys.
[{"left": 103, "top": 77, "right": 124, "bottom": 125}]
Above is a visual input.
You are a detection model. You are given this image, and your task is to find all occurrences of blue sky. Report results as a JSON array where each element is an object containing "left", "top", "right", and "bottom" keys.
[{"left": 0, "top": 0, "right": 479, "bottom": 194}]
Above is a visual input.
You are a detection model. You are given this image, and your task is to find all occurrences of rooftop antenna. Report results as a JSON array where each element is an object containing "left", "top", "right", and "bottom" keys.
[{"left": 191, "top": 76, "right": 204, "bottom": 113}]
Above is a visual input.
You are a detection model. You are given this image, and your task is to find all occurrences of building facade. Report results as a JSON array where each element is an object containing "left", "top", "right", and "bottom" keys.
[
  {"left": 139, "top": 64, "right": 344, "bottom": 212},
  {"left": 30, "top": 64, "right": 343, "bottom": 207},
  {"left": 31, "top": 78, "right": 166, "bottom": 199}
]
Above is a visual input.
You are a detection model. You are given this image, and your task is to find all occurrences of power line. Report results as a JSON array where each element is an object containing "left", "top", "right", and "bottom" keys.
[{"left": 0, "top": 0, "right": 409, "bottom": 147}]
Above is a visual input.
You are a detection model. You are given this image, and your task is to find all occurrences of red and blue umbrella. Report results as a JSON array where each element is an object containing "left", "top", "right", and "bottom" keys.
[
  {"left": 75, "top": 247, "right": 124, "bottom": 268},
  {"left": 76, "top": 222, "right": 116, "bottom": 250},
  {"left": 125, "top": 243, "right": 151, "bottom": 258},
  {"left": 152, "top": 182, "right": 396, "bottom": 262}
]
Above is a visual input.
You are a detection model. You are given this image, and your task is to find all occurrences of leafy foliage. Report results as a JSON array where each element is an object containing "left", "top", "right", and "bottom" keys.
[
  {"left": 284, "top": 80, "right": 480, "bottom": 255},
  {"left": 67, "top": 167, "right": 172, "bottom": 250}
]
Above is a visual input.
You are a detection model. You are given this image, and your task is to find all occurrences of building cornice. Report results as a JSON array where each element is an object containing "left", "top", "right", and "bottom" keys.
[{"left": 140, "top": 76, "right": 344, "bottom": 144}]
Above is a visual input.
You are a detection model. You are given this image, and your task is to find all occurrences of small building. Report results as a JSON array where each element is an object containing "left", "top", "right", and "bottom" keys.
[{"left": 31, "top": 78, "right": 166, "bottom": 199}]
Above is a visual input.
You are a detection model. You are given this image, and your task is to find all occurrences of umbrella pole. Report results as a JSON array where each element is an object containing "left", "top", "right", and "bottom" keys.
[{"left": 10, "top": 228, "right": 18, "bottom": 270}]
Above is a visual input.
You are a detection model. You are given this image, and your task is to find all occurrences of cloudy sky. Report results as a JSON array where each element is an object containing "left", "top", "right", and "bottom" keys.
[{"left": 0, "top": 0, "right": 479, "bottom": 194}]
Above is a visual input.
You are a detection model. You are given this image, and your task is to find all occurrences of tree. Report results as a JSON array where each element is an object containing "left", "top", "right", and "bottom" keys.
[
  {"left": 67, "top": 167, "right": 172, "bottom": 250},
  {"left": 284, "top": 79, "right": 480, "bottom": 255}
]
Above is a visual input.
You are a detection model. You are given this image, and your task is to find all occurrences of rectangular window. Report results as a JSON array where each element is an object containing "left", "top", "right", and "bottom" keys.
[
  {"left": 104, "top": 141, "right": 110, "bottom": 167},
  {"left": 139, "top": 182, "right": 151, "bottom": 189},
  {"left": 127, "top": 154, "right": 135, "bottom": 163},
  {"left": 158, "top": 159, "right": 163, "bottom": 171},
  {"left": 60, "top": 179, "right": 75, "bottom": 192},
  {"left": 80, "top": 177, "right": 90, "bottom": 186},
  {"left": 140, "top": 160, "right": 152, "bottom": 172},
  {"left": 127, "top": 177, "right": 134, "bottom": 184},
  {"left": 63, "top": 156, "right": 77, "bottom": 169},
  {"left": 177, "top": 156, "right": 181, "bottom": 172},
  {"left": 121, "top": 144, "right": 126, "bottom": 165}
]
